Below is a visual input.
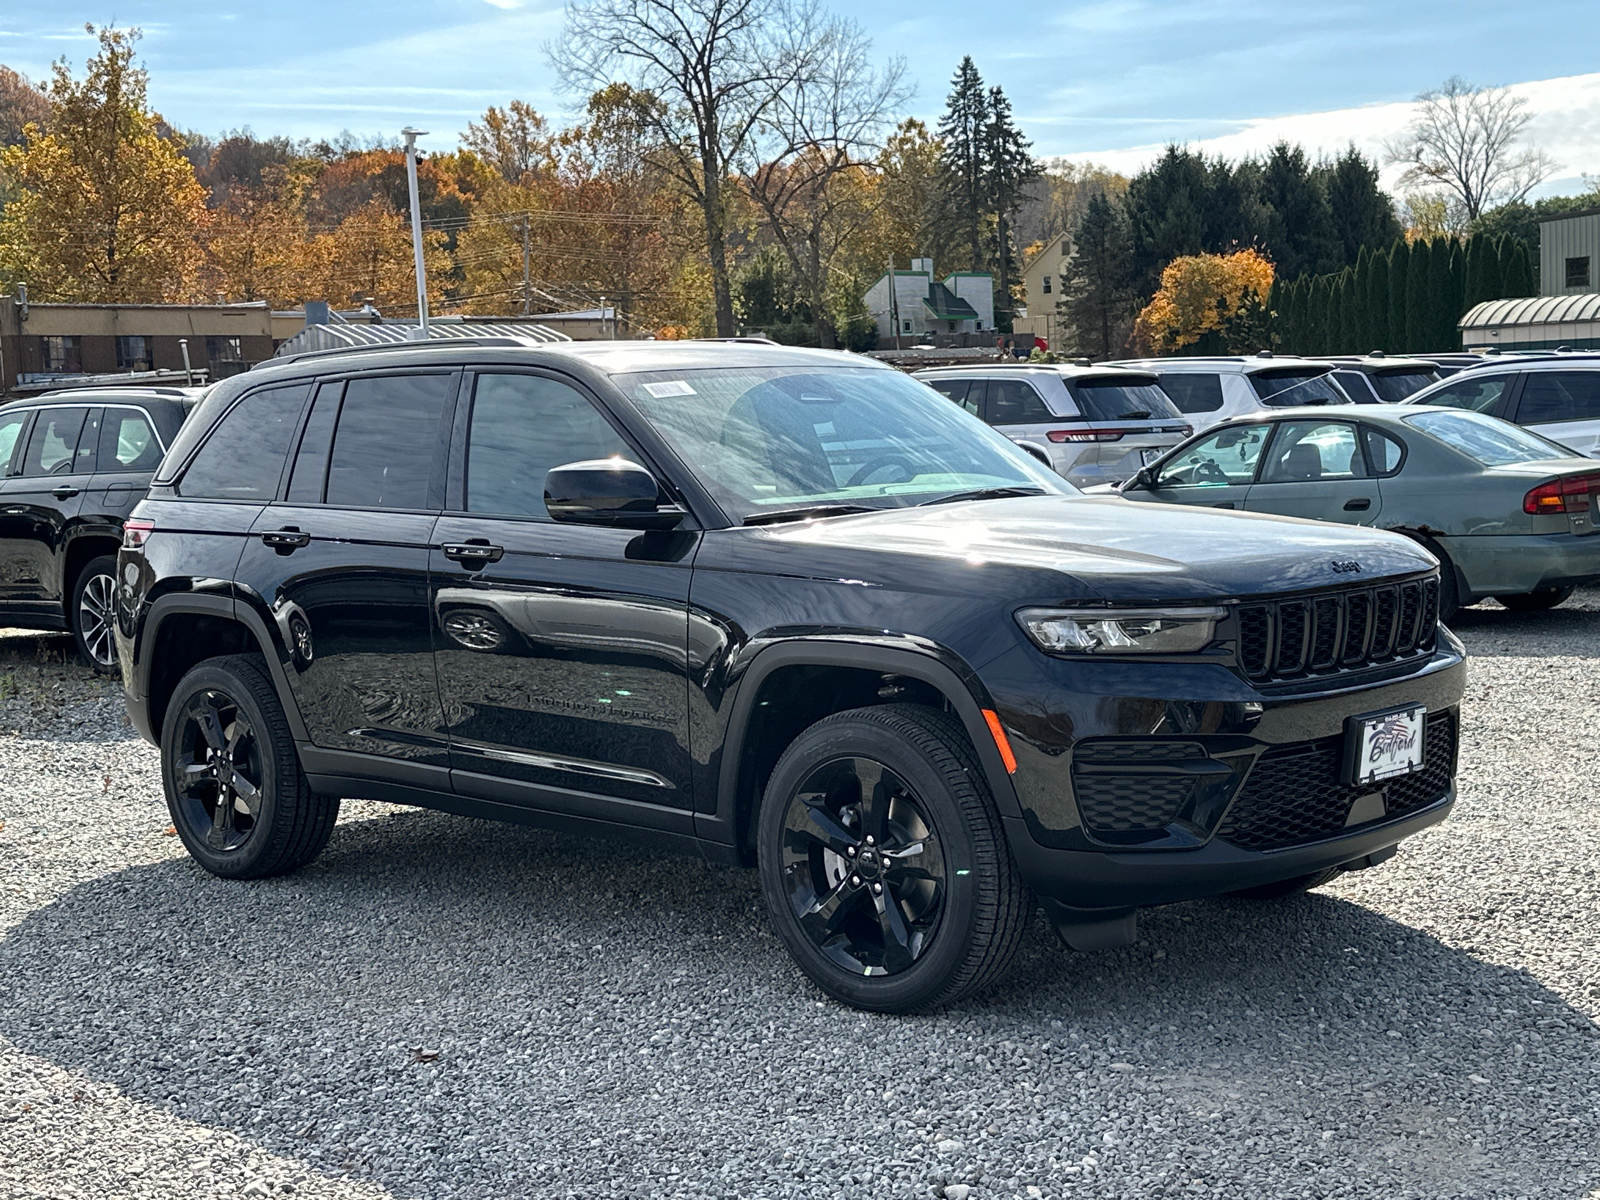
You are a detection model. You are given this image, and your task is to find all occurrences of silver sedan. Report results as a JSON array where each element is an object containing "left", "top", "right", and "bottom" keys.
[{"left": 1107, "top": 405, "right": 1600, "bottom": 619}]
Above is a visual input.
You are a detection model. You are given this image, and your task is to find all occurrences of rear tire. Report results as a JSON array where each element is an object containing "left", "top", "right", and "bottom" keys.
[
  {"left": 1226, "top": 867, "right": 1341, "bottom": 900},
  {"left": 757, "top": 703, "right": 1030, "bottom": 1013},
  {"left": 1494, "top": 587, "right": 1573, "bottom": 612},
  {"left": 70, "top": 555, "right": 119, "bottom": 673},
  {"left": 160, "top": 654, "right": 339, "bottom": 879}
]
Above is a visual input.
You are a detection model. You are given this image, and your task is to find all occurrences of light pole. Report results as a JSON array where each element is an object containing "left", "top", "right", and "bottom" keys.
[{"left": 401, "top": 127, "right": 430, "bottom": 339}]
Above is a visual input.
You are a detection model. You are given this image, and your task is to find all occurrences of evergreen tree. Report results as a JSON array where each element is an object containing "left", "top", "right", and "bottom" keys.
[
  {"left": 1285, "top": 276, "right": 1307, "bottom": 353},
  {"left": 1482, "top": 236, "right": 1506, "bottom": 302},
  {"left": 1367, "top": 246, "right": 1389, "bottom": 353},
  {"left": 981, "top": 84, "right": 1041, "bottom": 332},
  {"left": 1326, "top": 273, "right": 1345, "bottom": 354},
  {"left": 1258, "top": 141, "right": 1338, "bottom": 280},
  {"left": 1122, "top": 145, "right": 1209, "bottom": 300},
  {"left": 1499, "top": 236, "right": 1533, "bottom": 299},
  {"left": 1448, "top": 238, "right": 1465, "bottom": 322},
  {"left": 1387, "top": 240, "right": 1409, "bottom": 351},
  {"left": 1061, "top": 191, "right": 1134, "bottom": 359},
  {"left": 1427, "top": 238, "right": 1455, "bottom": 351},
  {"left": 1320, "top": 145, "right": 1404, "bottom": 268},
  {"left": 1307, "top": 273, "right": 1331, "bottom": 355},
  {"left": 1405, "top": 239, "right": 1430, "bottom": 352},
  {"left": 1267, "top": 276, "right": 1283, "bottom": 350},
  {"left": 937, "top": 57, "right": 989, "bottom": 271},
  {"left": 1351, "top": 245, "right": 1372, "bottom": 351}
]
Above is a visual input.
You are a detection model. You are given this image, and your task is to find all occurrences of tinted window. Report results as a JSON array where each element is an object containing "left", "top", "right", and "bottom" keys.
[
  {"left": 1260, "top": 421, "right": 1365, "bottom": 482},
  {"left": 923, "top": 378, "right": 969, "bottom": 403},
  {"left": 286, "top": 384, "right": 341, "bottom": 503},
  {"left": 1153, "top": 424, "right": 1266, "bottom": 487},
  {"left": 1157, "top": 373, "right": 1224, "bottom": 413},
  {"left": 1333, "top": 370, "right": 1379, "bottom": 403},
  {"left": 986, "top": 379, "right": 1054, "bottom": 425},
  {"left": 1414, "top": 373, "right": 1511, "bottom": 413},
  {"left": 178, "top": 385, "right": 309, "bottom": 500},
  {"left": 1069, "top": 379, "right": 1181, "bottom": 421},
  {"left": 466, "top": 374, "right": 630, "bottom": 520},
  {"left": 1405, "top": 410, "right": 1568, "bottom": 466},
  {"left": 97, "top": 408, "right": 162, "bottom": 471},
  {"left": 1516, "top": 372, "right": 1600, "bottom": 425},
  {"left": 0, "top": 411, "right": 26, "bottom": 474},
  {"left": 325, "top": 374, "right": 453, "bottom": 510},
  {"left": 18, "top": 407, "right": 88, "bottom": 477},
  {"left": 1362, "top": 427, "right": 1406, "bottom": 475},
  {"left": 1248, "top": 370, "right": 1347, "bottom": 406},
  {"left": 1369, "top": 370, "right": 1439, "bottom": 403}
]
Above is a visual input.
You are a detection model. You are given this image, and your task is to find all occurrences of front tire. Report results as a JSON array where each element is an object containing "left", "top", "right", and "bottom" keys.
[
  {"left": 1494, "top": 587, "right": 1573, "bottom": 612},
  {"left": 70, "top": 555, "right": 119, "bottom": 673},
  {"left": 160, "top": 654, "right": 339, "bottom": 879},
  {"left": 757, "top": 704, "right": 1030, "bottom": 1013}
]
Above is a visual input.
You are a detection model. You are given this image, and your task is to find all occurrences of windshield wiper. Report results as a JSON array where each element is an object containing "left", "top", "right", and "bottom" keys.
[
  {"left": 743, "top": 503, "right": 880, "bottom": 526},
  {"left": 919, "top": 486, "right": 1048, "bottom": 506}
]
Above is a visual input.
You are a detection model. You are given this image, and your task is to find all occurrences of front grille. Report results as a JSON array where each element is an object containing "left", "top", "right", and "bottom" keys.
[
  {"left": 1217, "top": 711, "right": 1456, "bottom": 851},
  {"left": 1235, "top": 576, "right": 1438, "bottom": 685}
]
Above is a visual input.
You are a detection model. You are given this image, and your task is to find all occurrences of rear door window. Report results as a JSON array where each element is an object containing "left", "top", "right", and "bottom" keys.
[
  {"left": 17, "top": 407, "right": 88, "bottom": 477},
  {"left": 1157, "top": 373, "right": 1224, "bottom": 413},
  {"left": 1068, "top": 379, "right": 1181, "bottom": 421},
  {"left": 97, "top": 408, "right": 163, "bottom": 472},
  {"left": 1259, "top": 421, "right": 1365, "bottom": 482},
  {"left": 985, "top": 379, "right": 1054, "bottom": 426},
  {"left": 178, "top": 385, "right": 310, "bottom": 500},
  {"left": 1514, "top": 372, "right": 1600, "bottom": 426},
  {"left": 324, "top": 373, "right": 455, "bottom": 510},
  {"left": 1413, "top": 373, "right": 1513, "bottom": 415}
]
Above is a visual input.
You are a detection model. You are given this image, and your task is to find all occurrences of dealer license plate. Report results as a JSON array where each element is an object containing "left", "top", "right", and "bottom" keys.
[
  {"left": 1140, "top": 448, "right": 1162, "bottom": 466},
  {"left": 1347, "top": 706, "right": 1425, "bottom": 786}
]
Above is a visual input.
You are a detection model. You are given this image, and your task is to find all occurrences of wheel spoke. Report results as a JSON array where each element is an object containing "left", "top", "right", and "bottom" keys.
[
  {"left": 197, "top": 699, "right": 227, "bottom": 752},
  {"left": 176, "top": 755, "right": 211, "bottom": 793},
  {"left": 229, "top": 770, "right": 261, "bottom": 816},
  {"left": 798, "top": 881, "right": 860, "bottom": 944},
  {"left": 873, "top": 888, "right": 916, "bottom": 973},
  {"left": 787, "top": 797, "right": 857, "bottom": 856},
  {"left": 853, "top": 760, "right": 890, "bottom": 841},
  {"left": 882, "top": 830, "right": 944, "bottom": 881},
  {"left": 206, "top": 783, "right": 236, "bottom": 849}
]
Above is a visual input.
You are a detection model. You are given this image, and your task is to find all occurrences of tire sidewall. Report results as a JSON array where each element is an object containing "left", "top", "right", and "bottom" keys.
[
  {"left": 160, "top": 662, "right": 289, "bottom": 879},
  {"left": 757, "top": 714, "right": 987, "bottom": 1011},
  {"left": 70, "top": 554, "right": 118, "bottom": 674}
]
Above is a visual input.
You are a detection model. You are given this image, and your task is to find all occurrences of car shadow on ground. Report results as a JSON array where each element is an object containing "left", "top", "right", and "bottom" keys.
[
  {"left": 3, "top": 806, "right": 1597, "bottom": 1197},
  {"left": 1448, "top": 594, "right": 1600, "bottom": 658}
]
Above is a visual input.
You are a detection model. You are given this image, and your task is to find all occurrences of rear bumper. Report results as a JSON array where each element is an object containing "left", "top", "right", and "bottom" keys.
[{"left": 1444, "top": 532, "right": 1600, "bottom": 597}]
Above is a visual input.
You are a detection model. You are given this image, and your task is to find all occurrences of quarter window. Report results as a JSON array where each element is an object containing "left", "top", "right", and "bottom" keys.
[
  {"left": 98, "top": 409, "right": 162, "bottom": 471},
  {"left": 1259, "top": 421, "right": 1365, "bottom": 482},
  {"left": 465, "top": 374, "right": 630, "bottom": 520},
  {"left": 1515, "top": 372, "right": 1600, "bottom": 426},
  {"left": 18, "top": 407, "right": 88, "bottom": 477},
  {"left": 1153, "top": 425, "right": 1266, "bottom": 487},
  {"left": 178, "top": 385, "right": 309, "bottom": 500},
  {"left": 1362, "top": 428, "right": 1406, "bottom": 476},
  {"left": 325, "top": 374, "right": 454, "bottom": 510}
]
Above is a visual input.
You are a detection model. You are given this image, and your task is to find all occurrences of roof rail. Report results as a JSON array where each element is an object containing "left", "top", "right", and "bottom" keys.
[
  {"left": 267, "top": 336, "right": 539, "bottom": 367},
  {"left": 690, "top": 336, "right": 781, "bottom": 346}
]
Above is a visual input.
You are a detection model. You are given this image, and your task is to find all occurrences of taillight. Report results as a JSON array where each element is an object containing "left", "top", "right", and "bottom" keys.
[
  {"left": 1523, "top": 473, "right": 1599, "bottom": 515},
  {"left": 1048, "top": 429, "right": 1131, "bottom": 443},
  {"left": 122, "top": 518, "right": 155, "bottom": 549}
]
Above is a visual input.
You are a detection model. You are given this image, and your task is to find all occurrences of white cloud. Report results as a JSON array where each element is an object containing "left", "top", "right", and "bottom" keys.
[{"left": 1051, "top": 71, "right": 1600, "bottom": 199}]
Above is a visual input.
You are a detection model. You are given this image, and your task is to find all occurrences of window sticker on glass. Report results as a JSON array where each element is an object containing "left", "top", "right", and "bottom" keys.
[{"left": 643, "top": 380, "right": 696, "bottom": 398}]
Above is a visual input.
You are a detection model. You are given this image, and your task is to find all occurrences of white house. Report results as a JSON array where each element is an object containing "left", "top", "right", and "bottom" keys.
[{"left": 864, "top": 259, "right": 995, "bottom": 340}]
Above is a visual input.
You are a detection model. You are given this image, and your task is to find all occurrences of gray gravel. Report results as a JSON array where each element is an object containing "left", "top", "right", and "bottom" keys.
[{"left": 2, "top": 594, "right": 1599, "bottom": 1200}]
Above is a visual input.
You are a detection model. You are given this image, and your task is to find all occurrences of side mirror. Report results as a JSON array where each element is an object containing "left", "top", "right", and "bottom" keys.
[
  {"left": 545, "top": 459, "right": 684, "bottom": 531},
  {"left": 1123, "top": 466, "right": 1152, "bottom": 491}
]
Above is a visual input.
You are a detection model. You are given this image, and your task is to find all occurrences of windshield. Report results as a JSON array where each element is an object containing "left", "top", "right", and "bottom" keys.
[
  {"left": 618, "top": 366, "right": 1070, "bottom": 520},
  {"left": 1248, "top": 369, "right": 1349, "bottom": 406},
  {"left": 1405, "top": 409, "right": 1572, "bottom": 466},
  {"left": 1370, "top": 370, "right": 1440, "bottom": 403},
  {"left": 1069, "top": 379, "right": 1183, "bottom": 421}
]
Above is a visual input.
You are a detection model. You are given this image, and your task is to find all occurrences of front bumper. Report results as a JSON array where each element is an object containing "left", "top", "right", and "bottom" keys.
[{"left": 1444, "top": 531, "right": 1600, "bottom": 598}]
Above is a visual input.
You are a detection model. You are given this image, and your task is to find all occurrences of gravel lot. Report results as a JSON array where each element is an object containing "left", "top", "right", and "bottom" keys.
[{"left": 3, "top": 595, "right": 1598, "bottom": 1200}]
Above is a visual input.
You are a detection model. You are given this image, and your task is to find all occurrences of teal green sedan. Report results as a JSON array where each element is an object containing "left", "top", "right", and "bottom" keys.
[{"left": 1109, "top": 405, "right": 1600, "bottom": 619}]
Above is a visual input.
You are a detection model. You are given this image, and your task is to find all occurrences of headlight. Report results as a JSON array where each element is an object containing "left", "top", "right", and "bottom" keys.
[{"left": 1016, "top": 606, "right": 1226, "bottom": 655}]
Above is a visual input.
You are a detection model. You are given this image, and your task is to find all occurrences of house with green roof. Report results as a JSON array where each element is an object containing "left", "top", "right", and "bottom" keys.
[{"left": 864, "top": 259, "right": 994, "bottom": 342}]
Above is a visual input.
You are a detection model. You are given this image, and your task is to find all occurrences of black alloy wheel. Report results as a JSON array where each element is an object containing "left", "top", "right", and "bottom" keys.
[
  {"left": 161, "top": 655, "right": 339, "bottom": 879},
  {"left": 758, "top": 704, "right": 1030, "bottom": 1013},
  {"left": 778, "top": 755, "right": 948, "bottom": 977},
  {"left": 71, "top": 555, "right": 119, "bottom": 673}
]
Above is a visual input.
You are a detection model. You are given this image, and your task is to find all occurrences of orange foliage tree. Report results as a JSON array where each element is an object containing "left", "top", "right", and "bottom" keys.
[{"left": 1133, "top": 249, "right": 1275, "bottom": 354}]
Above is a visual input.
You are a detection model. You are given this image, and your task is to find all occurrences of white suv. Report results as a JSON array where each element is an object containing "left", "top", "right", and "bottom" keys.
[
  {"left": 1403, "top": 356, "right": 1600, "bottom": 458},
  {"left": 912, "top": 363, "right": 1192, "bottom": 487},
  {"left": 1112, "top": 354, "right": 1356, "bottom": 433}
]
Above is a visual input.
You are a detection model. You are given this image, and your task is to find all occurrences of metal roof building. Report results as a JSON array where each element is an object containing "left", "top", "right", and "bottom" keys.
[
  {"left": 273, "top": 318, "right": 570, "bottom": 358},
  {"left": 1458, "top": 294, "right": 1600, "bottom": 352}
]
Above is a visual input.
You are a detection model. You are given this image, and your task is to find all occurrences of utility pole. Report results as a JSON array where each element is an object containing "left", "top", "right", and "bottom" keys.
[
  {"left": 401, "top": 128, "right": 430, "bottom": 339},
  {"left": 521, "top": 214, "right": 531, "bottom": 315},
  {"left": 886, "top": 257, "right": 901, "bottom": 350}
]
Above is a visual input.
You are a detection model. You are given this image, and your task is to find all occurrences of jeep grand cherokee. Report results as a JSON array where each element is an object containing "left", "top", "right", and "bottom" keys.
[{"left": 116, "top": 340, "right": 1464, "bottom": 1012}]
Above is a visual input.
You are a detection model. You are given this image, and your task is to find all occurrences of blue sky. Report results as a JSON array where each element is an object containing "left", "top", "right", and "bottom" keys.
[{"left": 3, "top": 0, "right": 1597, "bottom": 185}]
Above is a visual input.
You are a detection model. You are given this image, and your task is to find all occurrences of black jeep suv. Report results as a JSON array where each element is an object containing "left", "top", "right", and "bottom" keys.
[
  {"left": 117, "top": 341, "right": 1464, "bottom": 1012},
  {"left": 1, "top": 388, "right": 197, "bottom": 669}
]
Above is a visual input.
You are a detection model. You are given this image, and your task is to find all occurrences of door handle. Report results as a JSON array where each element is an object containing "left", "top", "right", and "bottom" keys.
[
  {"left": 52, "top": 486, "right": 80, "bottom": 500},
  {"left": 442, "top": 541, "right": 505, "bottom": 567},
  {"left": 1211, "top": 501, "right": 1235, "bottom": 509},
  {"left": 260, "top": 528, "right": 311, "bottom": 550},
  {"left": 1343, "top": 498, "right": 1372, "bottom": 511}
]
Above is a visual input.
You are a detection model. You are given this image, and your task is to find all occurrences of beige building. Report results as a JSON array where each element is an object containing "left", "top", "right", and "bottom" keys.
[{"left": 1014, "top": 234, "right": 1074, "bottom": 349}]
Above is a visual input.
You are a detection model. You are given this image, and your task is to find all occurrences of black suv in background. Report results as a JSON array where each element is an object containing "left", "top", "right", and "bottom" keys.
[
  {"left": 1, "top": 388, "right": 197, "bottom": 668},
  {"left": 118, "top": 341, "right": 1464, "bottom": 1012}
]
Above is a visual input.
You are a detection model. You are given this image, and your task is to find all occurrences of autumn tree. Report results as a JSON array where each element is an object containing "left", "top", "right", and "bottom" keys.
[
  {"left": 865, "top": 119, "right": 949, "bottom": 270},
  {"left": 1132, "top": 249, "right": 1274, "bottom": 355},
  {"left": 0, "top": 26, "right": 207, "bottom": 302},
  {"left": 0, "top": 66, "right": 49, "bottom": 147},
  {"left": 462, "top": 100, "right": 556, "bottom": 183}
]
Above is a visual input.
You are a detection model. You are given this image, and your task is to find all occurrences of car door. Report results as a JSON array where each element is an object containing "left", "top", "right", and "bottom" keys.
[
  {"left": 233, "top": 371, "right": 457, "bottom": 768},
  {"left": 1135, "top": 423, "right": 1267, "bottom": 511},
  {"left": 0, "top": 405, "right": 97, "bottom": 611},
  {"left": 1510, "top": 371, "right": 1600, "bottom": 458},
  {"left": 1244, "top": 419, "right": 1381, "bottom": 525},
  {"left": 430, "top": 369, "right": 697, "bottom": 832},
  {"left": 0, "top": 407, "right": 34, "bottom": 609},
  {"left": 89, "top": 406, "right": 166, "bottom": 521}
]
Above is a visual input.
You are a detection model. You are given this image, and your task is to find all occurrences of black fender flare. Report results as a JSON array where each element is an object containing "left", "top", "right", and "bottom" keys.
[{"left": 696, "top": 637, "right": 1022, "bottom": 851}]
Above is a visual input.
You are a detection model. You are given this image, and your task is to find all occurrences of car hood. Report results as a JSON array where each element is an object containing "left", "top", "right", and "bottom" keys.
[{"left": 753, "top": 495, "right": 1436, "bottom": 603}]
